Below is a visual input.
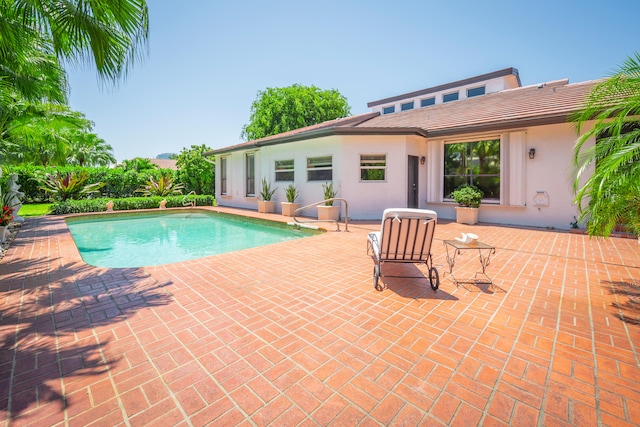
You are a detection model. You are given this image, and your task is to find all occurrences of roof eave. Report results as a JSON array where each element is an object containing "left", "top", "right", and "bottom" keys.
[
  {"left": 426, "top": 114, "right": 572, "bottom": 138},
  {"left": 257, "top": 126, "right": 428, "bottom": 147},
  {"left": 210, "top": 126, "right": 428, "bottom": 154}
]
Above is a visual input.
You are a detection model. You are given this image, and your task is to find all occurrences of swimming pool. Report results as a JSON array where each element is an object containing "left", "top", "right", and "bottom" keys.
[{"left": 66, "top": 210, "right": 319, "bottom": 268}]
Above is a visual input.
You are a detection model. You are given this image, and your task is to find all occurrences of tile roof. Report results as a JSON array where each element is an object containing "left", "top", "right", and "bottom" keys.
[
  {"left": 148, "top": 158, "right": 178, "bottom": 170},
  {"left": 357, "top": 79, "right": 599, "bottom": 137},
  {"left": 210, "top": 112, "right": 379, "bottom": 154},
  {"left": 210, "top": 78, "right": 600, "bottom": 154}
]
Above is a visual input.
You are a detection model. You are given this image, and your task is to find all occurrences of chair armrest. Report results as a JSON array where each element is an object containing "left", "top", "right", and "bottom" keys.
[{"left": 367, "top": 232, "right": 381, "bottom": 258}]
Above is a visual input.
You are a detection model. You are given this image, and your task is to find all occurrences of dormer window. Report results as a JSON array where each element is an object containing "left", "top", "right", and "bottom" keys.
[
  {"left": 467, "top": 86, "right": 486, "bottom": 98},
  {"left": 383, "top": 106, "right": 395, "bottom": 115},
  {"left": 401, "top": 102, "right": 414, "bottom": 111},
  {"left": 421, "top": 97, "right": 435, "bottom": 107},
  {"left": 443, "top": 92, "right": 459, "bottom": 103}
]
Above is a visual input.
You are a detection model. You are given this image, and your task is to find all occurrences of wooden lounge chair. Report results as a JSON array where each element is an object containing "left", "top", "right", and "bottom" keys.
[{"left": 367, "top": 208, "right": 440, "bottom": 291}]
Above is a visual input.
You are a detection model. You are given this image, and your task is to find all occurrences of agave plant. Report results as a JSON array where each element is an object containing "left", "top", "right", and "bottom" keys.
[
  {"left": 38, "top": 171, "right": 104, "bottom": 201},
  {"left": 259, "top": 178, "right": 277, "bottom": 201},
  {"left": 137, "top": 174, "right": 184, "bottom": 197},
  {"left": 322, "top": 181, "right": 337, "bottom": 206},
  {"left": 284, "top": 184, "right": 299, "bottom": 203}
]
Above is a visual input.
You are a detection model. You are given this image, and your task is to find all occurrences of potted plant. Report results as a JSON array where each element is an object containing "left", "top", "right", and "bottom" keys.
[
  {"left": 317, "top": 181, "right": 340, "bottom": 221},
  {"left": 281, "top": 184, "right": 300, "bottom": 217},
  {"left": 257, "top": 178, "right": 277, "bottom": 213},
  {"left": 450, "top": 184, "right": 483, "bottom": 225}
]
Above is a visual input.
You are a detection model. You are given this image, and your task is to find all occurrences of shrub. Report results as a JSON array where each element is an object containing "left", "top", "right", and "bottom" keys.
[
  {"left": 50, "top": 195, "right": 216, "bottom": 215},
  {"left": 450, "top": 184, "right": 484, "bottom": 208},
  {"left": 2, "top": 165, "right": 208, "bottom": 201},
  {"left": 137, "top": 175, "right": 185, "bottom": 197},
  {"left": 38, "top": 171, "right": 104, "bottom": 201}
]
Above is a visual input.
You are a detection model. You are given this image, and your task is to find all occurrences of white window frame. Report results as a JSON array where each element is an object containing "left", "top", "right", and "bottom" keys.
[
  {"left": 442, "top": 137, "right": 501, "bottom": 203},
  {"left": 401, "top": 101, "right": 414, "bottom": 111},
  {"left": 359, "top": 154, "right": 387, "bottom": 182},
  {"left": 307, "top": 156, "right": 332, "bottom": 181},
  {"left": 421, "top": 97, "right": 435, "bottom": 107},
  {"left": 245, "top": 152, "right": 255, "bottom": 197},
  {"left": 220, "top": 156, "right": 228, "bottom": 195},
  {"left": 467, "top": 86, "right": 486, "bottom": 98},
  {"left": 275, "top": 159, "right": 294, "bottom": 182},
  {"left": 443, "top": 91, "right": 459, "bottom": 103}
]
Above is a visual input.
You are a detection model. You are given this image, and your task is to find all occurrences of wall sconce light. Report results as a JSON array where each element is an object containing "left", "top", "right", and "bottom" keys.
[
  {"left": 420, "top": 156, "right": 426, "bottom": 165},
  {"left": 528, "top": 148, "right": 536, "bottom": 159}
]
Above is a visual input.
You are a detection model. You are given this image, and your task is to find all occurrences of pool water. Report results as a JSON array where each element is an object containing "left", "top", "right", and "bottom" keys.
[{"left": 66, "top": 211, "right": 317, "bottom": 268}]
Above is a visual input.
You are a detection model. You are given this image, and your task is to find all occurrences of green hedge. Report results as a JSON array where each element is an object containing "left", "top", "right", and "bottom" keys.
[
  {"left": 1, "top": 165, "right": 214, "bottom": 202},
  {"left": 51, "top": 195, "right": 216, "bottom": 215}
]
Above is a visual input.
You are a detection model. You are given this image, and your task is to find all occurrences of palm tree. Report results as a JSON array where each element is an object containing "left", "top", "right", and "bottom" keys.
[
  {"left": 0, "top": 100, "right": 88, "bottom": 166},
  {"left": 571, "top": 53, "right": 640, "bottom": 236},
  {"left": 66, "top": 132, "right": 116, "bottom": 167},
  {"left": 0, "top": 1, "right": 148, "bottom": 168},
  {"left": 0, "top": 0, "right": 149, "bottom": 85},
  {"left": 0, "top": 25, "right": 68, "bottom": 104},
  {"left": 121, "top": 158, "right": 157, "bottom": 172}
]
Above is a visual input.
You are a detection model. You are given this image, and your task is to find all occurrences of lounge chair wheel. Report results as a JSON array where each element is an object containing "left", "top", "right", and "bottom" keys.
[{"left": 429, "top": 267, "right": 439, "bottom": 291}]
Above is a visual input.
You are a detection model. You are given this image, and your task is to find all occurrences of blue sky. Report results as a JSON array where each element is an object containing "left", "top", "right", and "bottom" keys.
[{"left": 67, "top": 0, "right": 640, "bottom": 162}]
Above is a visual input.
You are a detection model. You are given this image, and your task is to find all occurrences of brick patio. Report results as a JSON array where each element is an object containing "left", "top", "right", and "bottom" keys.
[{"left": 1, "top": 207, "right": 639, "bottom": 426}]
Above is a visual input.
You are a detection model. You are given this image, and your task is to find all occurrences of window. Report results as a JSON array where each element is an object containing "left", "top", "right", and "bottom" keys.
[
  {"left": 245, "top": 153, "right": 255, "bottom": 196},
  {"left": 443, "top": 92, "right": 459, "bottom": 103},
  {"left": 421, "top": 97, "right": 435, "bottom": 107},
  {"left": 443, "top": 139, "right": 500, "bottom": 201},
  {"left": 467, "top": 86, "right": 486, "bottom": 98},
  {"left": 275, "top": 159, "right": 294, "bottom": 181},
  {"left": 383, "top": 106, "right": 395, "bottom": 114},
  {"left": 360, "top": 154, "right": 386, "bottom": 181},
  {"left": 401, "top": 102, "right": 414, "bottom": 111},
  {"left": 307, "top": 156, "right": 332, "bottom": 181},
  {"left": 220, "top": 157, "right": 228, "bottom": 195}
]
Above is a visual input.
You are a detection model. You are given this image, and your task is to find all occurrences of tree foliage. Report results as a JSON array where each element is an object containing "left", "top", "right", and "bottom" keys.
[
  {"left": 175, "top": 145, "right": 214, "bottom": 194},
  {"left": 0, "top": 1, "right": 149, "bottom": 172},
  {"left": 571, "top": 53, "right": 640, "bottom": 237},
  {"left": 0, "top": 0, "right": 149, "bottom": 86},
  {"left": 121, "top": 158, "right": 157, "bottom": 172},
  {"left": 0, "top": 103, "right": 116, "bottom": 167},
  {"left": 241, "top": 84, "right": 351, "bottom": 141}
]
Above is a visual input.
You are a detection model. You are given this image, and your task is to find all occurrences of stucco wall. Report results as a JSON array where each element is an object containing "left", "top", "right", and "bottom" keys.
[
  {"left": 425, "top": 123, "right": 593, "bottom": 230},
  {"left": 339, "top": 135, "right": 426, "bottom": 219},
  {"left": 216, "top": 122, "right": 593, "bottom": 230},
  {"left": 216, "top": 134, "right": 427, "bottom": 219}
]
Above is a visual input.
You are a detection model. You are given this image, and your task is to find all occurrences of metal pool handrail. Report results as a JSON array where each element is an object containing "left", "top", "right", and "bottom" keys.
[
  {"left": 292, "top": 198, "right": 349, "bottom": 232},
  {"left": 183, "top": 191, "right": 196, "bottom": 207}
]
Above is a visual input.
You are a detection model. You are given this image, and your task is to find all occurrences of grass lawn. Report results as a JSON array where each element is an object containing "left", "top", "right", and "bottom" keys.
[{"left": 19, "top": 203, "right": 52, "bottom": 217}]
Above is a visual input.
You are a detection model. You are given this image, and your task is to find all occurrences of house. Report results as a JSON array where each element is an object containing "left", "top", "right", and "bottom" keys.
[
  {"left": 208, "top": 68, "right": 597, "bottom": 230},
  {"left": 148, "top": 158, "right": 178, "bottom": 170}
]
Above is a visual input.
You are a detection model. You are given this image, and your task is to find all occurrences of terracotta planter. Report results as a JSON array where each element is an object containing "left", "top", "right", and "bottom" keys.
[
  {"left": 257, "top": 201, "right": 275, "bottom": 214},
  {"left": 317, "top": 205, "right": 340, "bottom": 221},
  {"left": 281, "top": 202, "right": 301, "bottom": 217},
  {"left": 455, "top": 206, "right": 479, "bottom": 225}
]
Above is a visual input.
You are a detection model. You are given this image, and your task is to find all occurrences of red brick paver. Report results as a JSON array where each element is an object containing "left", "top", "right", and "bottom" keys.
[{"left": 1, "top": 207, "right": 639, "bottom": 426}]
